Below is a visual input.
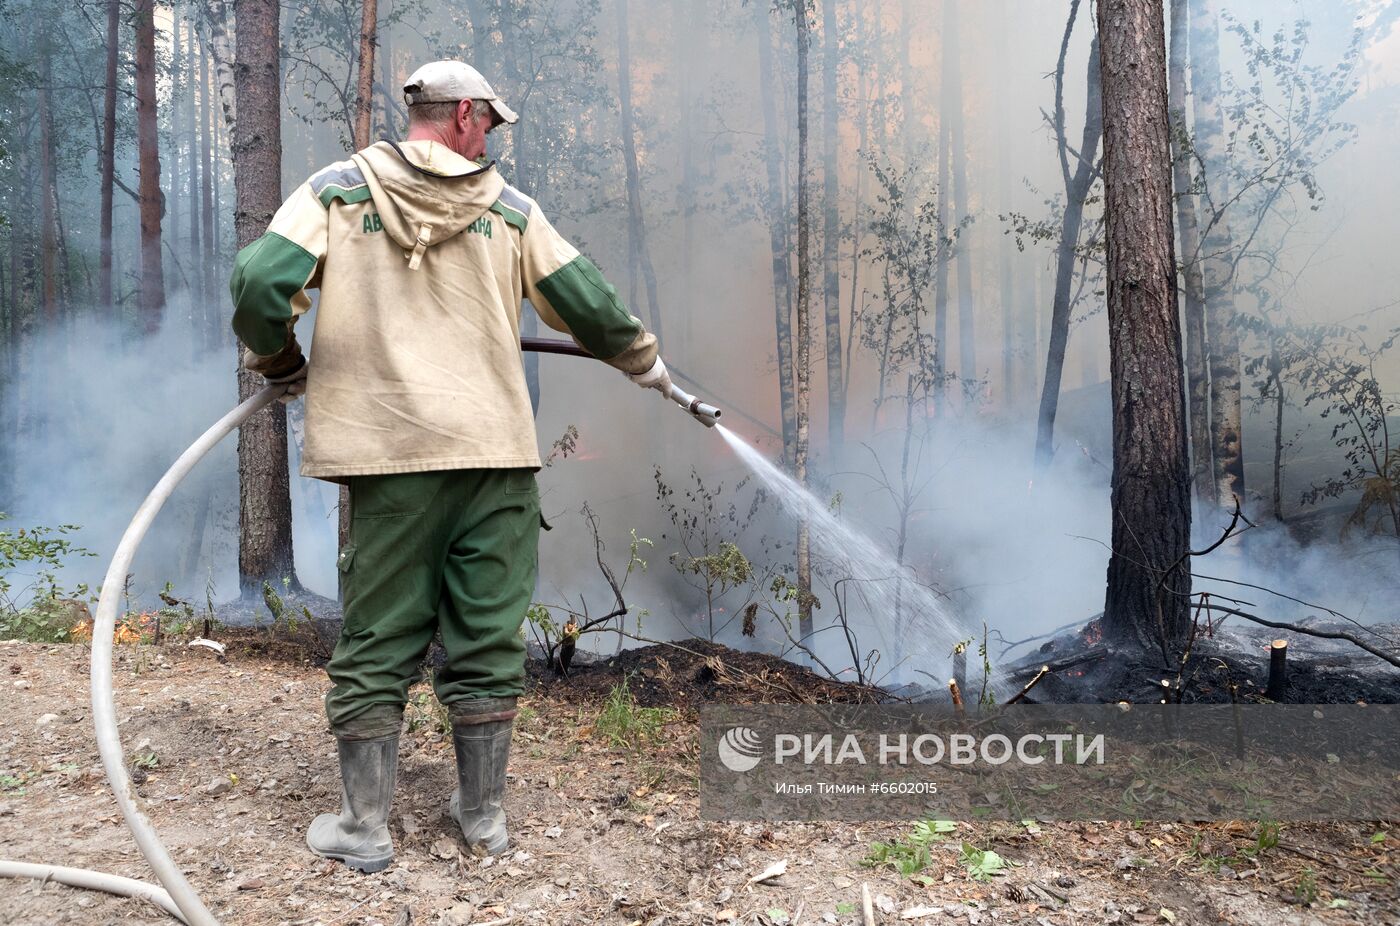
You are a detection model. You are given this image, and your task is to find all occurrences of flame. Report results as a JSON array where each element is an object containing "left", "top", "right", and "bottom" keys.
[{"left": 70, "top": 611, "right": 156, "bottom": 645}]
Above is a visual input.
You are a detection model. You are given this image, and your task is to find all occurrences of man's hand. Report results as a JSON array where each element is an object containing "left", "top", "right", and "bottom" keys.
[
  {"left": 627, "top": 357, "right": 673, "bottom": 396},
  {"left": 264, "top": 356, "right": 309, "bottom": 404}
]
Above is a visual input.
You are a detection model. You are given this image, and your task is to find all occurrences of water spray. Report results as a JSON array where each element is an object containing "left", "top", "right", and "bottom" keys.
[{"left": 0, "top": 338, "right": 722, "bottom": 924}]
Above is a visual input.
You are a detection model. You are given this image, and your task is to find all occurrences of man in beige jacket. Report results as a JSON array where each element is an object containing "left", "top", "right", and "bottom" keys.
[{"left": 230, "top": 60, "right": 671, "bottom": 872}]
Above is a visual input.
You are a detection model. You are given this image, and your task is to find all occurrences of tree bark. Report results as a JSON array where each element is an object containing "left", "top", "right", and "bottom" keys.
[
  {"left": 1167, "top": 0, "right": 1213, "bottom": 513},
  {"left": 1189, "top": 0, "right": 1244, "bottom": 513},
  {"left": 944, "top": 0, "right": 976, "bottom": 388},
  {"left": 933, "top": 52, "right": 950, "bottom": 412},
  {"left": 134, "top": 0, "right": 165, "bottom": 334},
  {"left": 354, "top": 0, "right": 377, "bottom": 149},
  {"left": 200, "top": 15, "right": 217, "bottom": 336},
  {"left": 38, "top": 39, "right": 58, "bottom": 322},
  {"left": 616, "top": 0, "right": 663, "bottom": 342},
  {"left": 794, "top": 1, "right": 814, "bottom": 645},
  {"left": 233, "top": 0, "right": 299, "bottom": 598},
  {"left": 206, "top": 0, "right": 238, "bottom": 127},
  {"left": 821, "top": 0, "right": 844, "bottom": 456},
  {"left": 1096, "top": 0, "right": 1193, "bottom": 652},
  {"left": 187, "top": 11, "right": 203, "bottom": 330},
  {"left": 1033, "top": 14, "right": 1100, "bottom": 471},
  {"left": 756, "top": 1, "right": 797, "bottom": 462},
  {"left": 99, "top": 0, "right": 119, "bottom": 310}
]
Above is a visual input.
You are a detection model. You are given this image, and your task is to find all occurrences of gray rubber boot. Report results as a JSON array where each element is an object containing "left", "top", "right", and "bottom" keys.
[
  {"left": 307, "top": 734, "right": 398, "bottom": 872},
  {"left": 448, "top": 697, "right": 516, "bottom": 857}
]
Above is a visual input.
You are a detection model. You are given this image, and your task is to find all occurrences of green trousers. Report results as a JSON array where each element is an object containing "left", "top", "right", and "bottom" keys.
[{"left": 325, "top": 468, "right": 541, "bottom": 736}]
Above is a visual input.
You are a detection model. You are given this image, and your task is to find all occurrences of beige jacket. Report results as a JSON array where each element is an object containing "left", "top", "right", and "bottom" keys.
[{"left": 230, "top": 140, "right": 658, "bottom": 480}]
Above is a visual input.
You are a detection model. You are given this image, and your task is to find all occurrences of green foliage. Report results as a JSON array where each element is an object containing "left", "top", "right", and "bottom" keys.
[
  {"left": 655, "top": 466, "right": 772, "bottom": 640},
  {"left": 862, "top": 818, "right": 957, "bottom": 877},
  {"left": 0, "top": 515, "right": 95, "bottom": 641},
  {"left": 958, "top": 843, "right": 1008, "bottom": 882},
  {"left": 406, "top": 688, "right": 451, "bottom": 736},
  {"left": 593, "top": 674, "right": 674, "bottom": 751}
]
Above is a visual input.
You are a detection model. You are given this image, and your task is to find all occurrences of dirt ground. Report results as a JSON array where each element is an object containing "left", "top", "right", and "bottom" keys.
[{"left": 0, "top": 638, "right": 1395, "bottom": 926}]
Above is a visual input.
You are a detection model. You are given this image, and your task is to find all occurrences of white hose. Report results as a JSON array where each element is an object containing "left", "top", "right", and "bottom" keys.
[
  {"left": 0, "top": 859, "right": 189, "bottom": 922},
  {"left": 87, "top": 383, "right": 283, "bottom": 925}
]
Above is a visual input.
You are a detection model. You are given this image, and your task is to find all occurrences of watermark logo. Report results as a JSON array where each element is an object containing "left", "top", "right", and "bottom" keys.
[{"left": 717, "top": 726, "right": 764, "bottom": 772}]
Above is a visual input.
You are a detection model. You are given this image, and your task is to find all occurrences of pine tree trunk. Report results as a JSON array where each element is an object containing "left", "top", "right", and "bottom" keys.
[
  {"left": 616, "top": 0, "right": 663, "bottom": 342},
  {"left": 354, "top": 0, "right": 377, "bottom": 150},
  {"left": 134, "top": 0, "right": 165, "bottom": 333},
  {"left": 1034, "top": 17, "right": 1101, "bottom": 470},
  {"left": 1097, "top": 0, "right": 1192, "bottom": 652},
  {"left": 99, "top": 0, "right": 119, "bottom": 310},
  {"left": 933, "top": 60, "right": 950, "bottom": 411},
  {"left": 995, "top": 0, "right": 1015, "bottom": 406},
  {"left": 794, "top": 1, "right": 814, "bottom": 645},
  {"left": 821, "top": 0, "right": 844, "bottom": 456},
  {"left": 756, "top": 1, "right": 797, "bottom": 462},
  {"left": 1189, "top": 0, "right": 1244, "bottom": 512},
  {"left": 1168, "top": 0, "right": 1213, "bottom": 514},
  {"left": 944, "top": 1, "right": 976, "bottom": 388},
  {"left": 233, "top": 0, "right": 299, "bottom": 598}
]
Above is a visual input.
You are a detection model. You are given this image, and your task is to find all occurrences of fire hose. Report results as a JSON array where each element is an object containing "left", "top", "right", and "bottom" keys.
[{"left": 0, "top": 340, "right": 721, "bottom": 924}]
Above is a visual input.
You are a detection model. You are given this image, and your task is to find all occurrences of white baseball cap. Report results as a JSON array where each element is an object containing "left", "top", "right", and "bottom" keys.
[{"left": 402, "top": 60, "right": 518, "bottom": 125}]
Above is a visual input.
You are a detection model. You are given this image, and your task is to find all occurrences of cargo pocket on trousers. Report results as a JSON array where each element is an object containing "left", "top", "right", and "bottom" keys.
[
  {"left": 504, "top": 469, "right": 538, "bottom": 496},
  {"left": 337, "top": 544, "right": 357, "bottom": 576}
]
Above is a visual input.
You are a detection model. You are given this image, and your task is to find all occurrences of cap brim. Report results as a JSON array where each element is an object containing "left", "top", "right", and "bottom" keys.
[{"left": 488, "top": 98, "right": 519, "bottom": 125}]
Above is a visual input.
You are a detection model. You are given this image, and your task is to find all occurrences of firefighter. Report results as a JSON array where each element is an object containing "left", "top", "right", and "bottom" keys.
[{"left": 229, "top": 60, "right": 671, "bottom": 872}]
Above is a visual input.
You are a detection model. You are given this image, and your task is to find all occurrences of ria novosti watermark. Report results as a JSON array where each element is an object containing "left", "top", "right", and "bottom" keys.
[{"left": 701, "top": 704, "right": 1400, "bottom": 822}]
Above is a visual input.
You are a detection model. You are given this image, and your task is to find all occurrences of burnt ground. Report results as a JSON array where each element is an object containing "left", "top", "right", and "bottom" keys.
[
  {"left": 0, "top": 635, "right": 1396, "bottom": 926},
  {"left": 1002, "top": 618, "right": 1400, "bottom": 705}
]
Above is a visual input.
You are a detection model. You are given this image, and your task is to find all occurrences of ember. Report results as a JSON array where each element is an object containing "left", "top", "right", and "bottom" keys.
[{"left": 1081, "top": 619, "right": 1103, "bottom": 645}]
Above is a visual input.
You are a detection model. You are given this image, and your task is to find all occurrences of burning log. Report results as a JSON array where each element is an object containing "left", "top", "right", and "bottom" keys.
[
  {"left": 1009, "top": 644, "right": 1108, "bottom": 678},
  {"left": 1266, "top": 638, "right": 1288, "bottom": 701},
  {"left": 948, "top": 678, "right": 965, "bottom": 713}
]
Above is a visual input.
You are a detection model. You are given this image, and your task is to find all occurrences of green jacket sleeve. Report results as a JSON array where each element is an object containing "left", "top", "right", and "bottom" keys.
[
  {"left": 518, "top": 198, "right": 658, "bottom": 375},
  {"left": 230, "top": 182, "right": 328, "bottom": 377}
]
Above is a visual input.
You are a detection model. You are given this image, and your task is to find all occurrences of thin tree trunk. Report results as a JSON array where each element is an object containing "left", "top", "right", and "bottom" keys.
[
  {"left": 1190, "top": 0, "right": 1244, "bottom": 512},
  {"left": 1269, "top": 332, "right": 1284, "bottom": 521},
  {"left": 343, "top": 0, "right": 378, "bottom": 553},
  {"left": 821, "top": 0, "right": 844, "bottom": 456},
  {"left": 233, "top": 0, "right": 299, "bottom": 597},
  {"left": 38, "top": 40, "right": 58, "bottom": 322},
  {"left": 756, "top": 1, "right": 797, "bottom": 462},
  {"left": 794, "top": 0, "right": 814, "bottom": 645},
  {"left": 944, "top": 0, "right": 976, "bottom": 388},
  {"left": 616, "top": 0, "right": 663, "bottom": 341},
  {"left": 200, "top": 18, "right": 217, "bottom": 338},
  {"left": 206, "top": 0, "right": 238, "bottom": 126},
  {"left": 134, "top": 0, "right": 165, "bottom": 333},
  {"left": 995, "top": 0, "right": 1015, "bottom": 406},
  {"left": 354, "top": 0, "right": 377, "bottom": 149},
  {"left": 1097, "top": 0, "right": 1192, "bottom": 652},
  {"left": 99, "top": 0, "right": 119, "bottom": 310},
  {"left": 1033, "top": 15, "right": 1101, "bottom": 470},
  {"left": 933, "top": 68, "right": 950, "bottom": 411},
  {"left": 674, "top": 0, "right": 696, "bottom": 362},
  {"left": 1168, "top": 0, "right": 1213, "bottom": 514},
  {"left": 187, "top": 12, "right": 203, "bottom": 326}
]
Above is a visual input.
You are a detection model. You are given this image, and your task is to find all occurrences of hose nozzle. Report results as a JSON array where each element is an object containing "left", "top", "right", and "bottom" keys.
[{"left": 666, "top": 383, "right": 722, "bottom": 428}]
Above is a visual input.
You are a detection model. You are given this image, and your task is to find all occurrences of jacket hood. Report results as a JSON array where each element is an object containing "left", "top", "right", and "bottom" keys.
[{"left": 352, "top": 140, "right": 505, "bottom": 253}]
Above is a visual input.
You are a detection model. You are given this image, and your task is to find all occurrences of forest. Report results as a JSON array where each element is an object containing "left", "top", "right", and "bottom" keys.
[{"left": 0, "top": 0, "right": 1398, "bottom": 923}]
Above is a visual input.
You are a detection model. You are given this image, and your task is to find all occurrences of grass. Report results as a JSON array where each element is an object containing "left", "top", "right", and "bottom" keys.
[{"left": 593, "top": 673, "right": 675, "bottom": 750}]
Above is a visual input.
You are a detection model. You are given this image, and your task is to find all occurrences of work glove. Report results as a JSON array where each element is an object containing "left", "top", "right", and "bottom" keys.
[
  {"left": 627, "top": 357, "right": 673, "bottom": 396},
  {"left": 264, "top": 356, "right": 309, "bottom": 405}
]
